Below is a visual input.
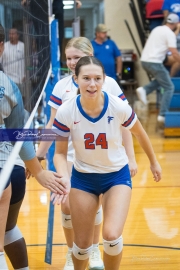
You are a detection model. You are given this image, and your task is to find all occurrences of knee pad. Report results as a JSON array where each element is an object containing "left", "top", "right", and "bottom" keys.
[
  {"left": 103, "top": 235, "right": 123, "bottom": 256},
  {"left": 0, "top": 252, "right": 8, "bottom": 269},
  {"left": 72, "top": 242, "right": 93, "bottom": 260},
  {"left": 61, "top": 212, "right": 73, "bottom": 229},
  {"left": 95, "top": 206, "right": 102, "bottom": 225},
  {"left": 4, "top": 225, "right": 23, "bottom": 246}
]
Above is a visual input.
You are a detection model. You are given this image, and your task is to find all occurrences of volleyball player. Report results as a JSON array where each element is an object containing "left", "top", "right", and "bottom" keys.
[
  {"left": 0, "top": 24, "right": 63, "bottom": 269},
  {"left": 51, "top": 56, "right": 162, "bottom": 270},
  {"left": 36, "top": 37, "right": 137, "bottom": 269}
]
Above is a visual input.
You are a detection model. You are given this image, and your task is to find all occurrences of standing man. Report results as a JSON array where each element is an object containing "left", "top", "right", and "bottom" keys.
[
  {"left": 0, "top": 28, "right": 25, "bottom": 98},
  {"left": 136, "top": 13, "right": 180, "bottom": 123},
  {"left": 91, "top": 24, "right": 122, "bottom": 81}
]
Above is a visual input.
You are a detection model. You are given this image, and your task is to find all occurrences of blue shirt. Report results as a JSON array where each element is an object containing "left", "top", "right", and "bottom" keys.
[
  {"left": 162, "top": 0, "right": 180, "bottom": 18},
  {"left": 91, "top": 39, "right": 121, "bottom": 80}
]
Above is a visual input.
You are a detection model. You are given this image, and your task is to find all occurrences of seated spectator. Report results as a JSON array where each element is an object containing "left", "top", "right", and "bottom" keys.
[{"left": 162, "top": 0, "right": 180, "bottom": 76}]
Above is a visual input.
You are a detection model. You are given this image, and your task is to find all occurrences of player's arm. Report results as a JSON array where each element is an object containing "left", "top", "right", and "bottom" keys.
[
  {"left": 4, "top": 86, "right": 64, "bottom": 194},
  {"left": 122, "top": 127, "right": 137, "bottom": 177},
  {"left": 52, "top": 136, "right": 70, "bottom": 204},
  {"left": 129, "top": 119, "right": 161, "bottom": 182},
  {"left": 36, "top": 107, "right": 57, "bottom": 159}
]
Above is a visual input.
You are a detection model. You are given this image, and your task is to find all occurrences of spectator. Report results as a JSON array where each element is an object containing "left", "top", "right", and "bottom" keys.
[
  {"left": 91, "top": 24, "right": 122, "bottom": 81},
  {"left": 136, "top": 13, "right": 180, "bottom": 124},
  {"left": 0, "top": 28, "right": 25, "bottom": 98},
  {"left": 162, "top": 0, "right": 180, "bottom": 76},
  {"left": 162, "top": 0, "right": 180, "bottom": 19}
]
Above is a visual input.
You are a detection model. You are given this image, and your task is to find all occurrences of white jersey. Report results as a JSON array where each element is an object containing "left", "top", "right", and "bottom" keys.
[
  {"left": 53, "top": 92, "right": 137, "bottom": 173},
  {"left": 141, "top": 25, "right": 176, "bottom": 63},
  {"left": 48, "top": 75, "right": 127, "bottom": 162},
  {"left": 0, "top": 41, "right": 25, "bottom": 84}
]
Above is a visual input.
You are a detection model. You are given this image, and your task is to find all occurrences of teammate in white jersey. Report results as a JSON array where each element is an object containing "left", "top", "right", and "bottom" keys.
[
  {"left": 0, "top": 24, "right": 63, "bottom": 269},
  {"left": 36, "top": 37, "right": 137, "bottom": 270},
  {"left": 51, "top": 56, "right": 162, "bottom": 270}
]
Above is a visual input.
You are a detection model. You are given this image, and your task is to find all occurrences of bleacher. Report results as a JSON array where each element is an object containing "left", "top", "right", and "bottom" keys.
[{"left": 164, "top": 78, "right": 180, "bottom": 137}]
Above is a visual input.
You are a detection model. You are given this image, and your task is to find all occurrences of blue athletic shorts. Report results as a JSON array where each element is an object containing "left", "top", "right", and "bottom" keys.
[
  {"left": 10, "top": 165, "right": 26, "bottom": 205},
  {"left": 71, "top": 164, "right": 132, "bottom": 196}
]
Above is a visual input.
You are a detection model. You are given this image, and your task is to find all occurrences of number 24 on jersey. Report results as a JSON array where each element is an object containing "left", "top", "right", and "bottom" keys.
[{"left": 84, "top": 133, "right": 108, "bottom": 149}]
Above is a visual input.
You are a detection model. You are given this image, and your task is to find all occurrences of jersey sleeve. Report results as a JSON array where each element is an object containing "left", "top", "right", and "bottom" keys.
[
  {"left": 119, "top": 102, "right": 137, "bottom": 129},
  {"left": 48, "top": 80, "right": 63, "bottom": 109},
  {"left": 104, "top": 76, "right": 128, "bottom": 103},
  {"left": 52, "top": 103, "right": 71, "bottom": 137},
  {"left": 0, "top": 74, "right": 17, "bottom": 120}
]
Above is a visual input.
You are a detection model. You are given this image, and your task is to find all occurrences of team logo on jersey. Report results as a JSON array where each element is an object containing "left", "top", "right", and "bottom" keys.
[
  {"left": 0, "top": 86, "right": 5, "bottom": 100},
  {"left": 107, "top": 116, "right": 114, "bottom": 124},
  {"left": 105, "top": 45, "right": 110, "bottom": 49}
]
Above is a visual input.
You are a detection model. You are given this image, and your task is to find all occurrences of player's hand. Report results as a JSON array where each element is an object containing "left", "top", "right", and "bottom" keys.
[
  {"left": 128, "top": 159, "right": 137, "bottom": 178},
  {"left": 51, "top": 178, "right": 71, "bottom": 205},
  {"left": 26, "top": 168, "right": 32, "bottom": 179},
  {"left": 35, "top": 170, "right": 68, "bottom": 194},
  {"left": 150, "top": 161, "right": 162, "bottom": 182}
]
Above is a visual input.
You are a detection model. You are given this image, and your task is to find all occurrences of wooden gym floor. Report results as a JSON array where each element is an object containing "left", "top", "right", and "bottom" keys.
[{"left": 6, "top": 112, "right": 180, "bottom": 270}]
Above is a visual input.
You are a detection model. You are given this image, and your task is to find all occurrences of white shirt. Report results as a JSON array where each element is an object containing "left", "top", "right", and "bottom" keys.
[
  {"left": 53, "top": 92, "right": 137, "bottom": 173},
  {"left": 0, "top": 41, "right": 25, "bottom": 84},
  {"left": 141, "top": 25, "right": 177, "bottom": 63},
  {"left": 48, "top": 75, "right": 127, "bottom": 162}
]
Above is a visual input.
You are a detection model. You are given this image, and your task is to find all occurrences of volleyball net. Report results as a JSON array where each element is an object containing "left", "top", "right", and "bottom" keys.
[
  {"left": 0, "top": 0, "right": 58, "bottom": 196},
  {"left": 0, "top": 0, "right": 50, "bottom": 112}
]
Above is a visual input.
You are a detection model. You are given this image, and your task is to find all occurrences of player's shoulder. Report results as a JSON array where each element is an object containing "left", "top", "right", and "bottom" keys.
[
  {"left": 107, "top": 92, "right": 127, "bottom": 108},
  {"left": 0, "top": 72, "right": 18, "bottom": 104},
  {"left": 56, "top": 75, "right": 72, "bottom": 86},
  {"left": 0, "top": 72, "right": 13, "bottom": 95},
  {"left": 104, "top": 76, "right": 117, "bottom": 84},
  {"left": 53, "top": 75, "right": 72, "bottom": 92},
  {"left": 58, "top": 93, "right": 77, "bottom": 109}
]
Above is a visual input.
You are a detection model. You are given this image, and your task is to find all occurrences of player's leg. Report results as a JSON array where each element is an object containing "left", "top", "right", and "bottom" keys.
[
  {"left": 4, "top": 165, "right": 29, "bottom": 270},
  {"left": 0, "top": 182, "right": 11, "bottom": 269},
  {"left": 61, "top": 161, "right": 74, "bottom": 269},
  {"left": 89, "top": 197, "right": 104, "bottom": 270},
  {"left": 69, "top": 187, "right": 99, "bottom": 270},
  {"left": 102, "top": 185, "right": 131, "bottom": 270}
]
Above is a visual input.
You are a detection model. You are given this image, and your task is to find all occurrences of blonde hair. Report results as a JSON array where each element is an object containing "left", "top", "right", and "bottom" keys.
[{"left": 65, "top": 37, "right": 94, "bottom": 56}]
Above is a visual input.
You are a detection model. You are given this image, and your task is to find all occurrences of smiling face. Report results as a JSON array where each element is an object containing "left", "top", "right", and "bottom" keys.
[
  {"left": 75, "top": 63, "right": 105, "bottom": 100},
  {"left": 65, "top": 47, "right": 90, "bottom": 74}
]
